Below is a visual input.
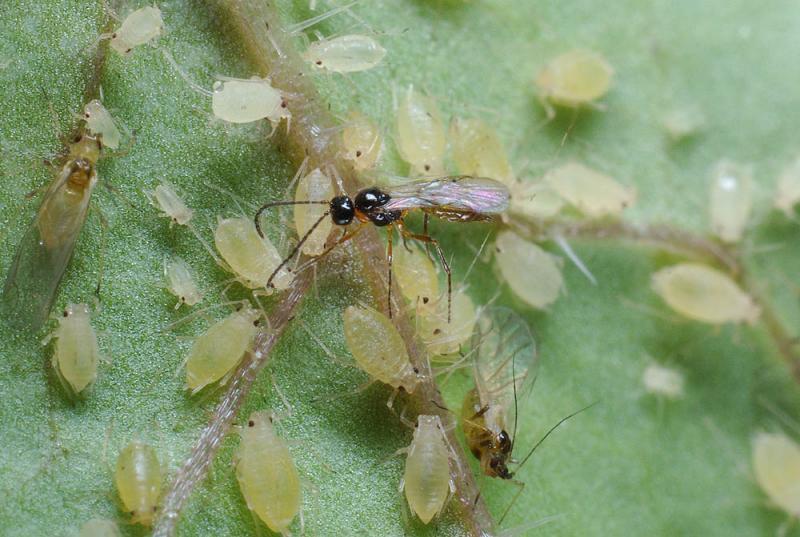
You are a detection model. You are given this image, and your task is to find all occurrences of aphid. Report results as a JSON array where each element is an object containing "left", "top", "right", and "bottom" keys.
[
  {"left": 543, "top": 162, "right": 635, "bottom": 218},
  {"left": 449, "top": 117, "right": 514, "bottom": 186},
  {"left": 2, "top": 133, "right": 102, "bottom": 330},
  {"left": 662, "top": 105, "right": 706, "bottom": 141},
  {"left": 461, "top": 307, "right": 538, "bottom": 479},
  {"left": 494, "top": 230, "right": 564, "bottom": 310},
  {"left": 642, "top": 362, "right": 684, "bottom": 399},
  {"left": 214, "top": 216, "right": 293, "bottom": 291},
  {"left": 164, "top": 255, "right": 202, "bottom": 308},
  {"left": 211, "top": 77, "right": 290, "bottom": 128},
  {"left": 395, "top": 86, "right": 447, "bottom": 176},
  {"left": 184, "top": 304, "right": 261, "bottom": 394},
  {"left": 341, "top": 111, "right": 383, "bottom": 170},
  {"left": 391, "top": 240, "right": 439, "bottom": 306},
  {"left": 343, "top": 304, "right": 419, "bottom": 393},
  {"left": 236, "top": 411, "right": 302, "bottom": 535},
  {"left": 709, "top": 160, "right": 753, "bottom": 243},
  {"left": 145, "top": 180, "right": 194, "bottom": 226},
  {"left": 534, "top": 49, "right": 614, "bottom": 117},
  {"left": 78, "top": 518, "right": 121, "bottom": 537},
  {"left": 294, "top": 168, "right": 334, "bottom": 256},
  {"left": 752, "top": 431, "right": 800, "bottom": 518},
  {"left": 508, "top": 180, "right": 565, "bottom": 220},
  {"left": 104, "top": 5, "right": 164, "bottom": 56},
  {"left": 83, "top": 100, "right": 121, "bottom": 150},
  {"left": 302, "top": 34, "right": 387, "bottom": 73},
  {"left": 774, "top": 156, "right": 800, "bottom": 217},
  {"left": 416, "top": 289, "right": 477, "bottom": 356},
  {"left": 46, "top": 303, "right": 101, "bottom": 395},
  {"left": 255, "top": 176, "right": 510, "bottom": 321},
  {"left": 114, "top": 440, "right": 161, "bottom": 526},
  {"left": 651, "top": 263, "right": 760, "bottom": 325},
  {"left": 398, "top": 415, "right": 455, "bottom": 524}
]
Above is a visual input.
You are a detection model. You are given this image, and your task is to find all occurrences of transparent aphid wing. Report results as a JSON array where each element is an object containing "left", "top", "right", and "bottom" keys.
[
  {"left": 2, "top": 170, "right": 93, "bottom": 330},
  {"left": 384, "top": 176, "right": 510, "bottom": 214},
  {"left": 470, "top": 307, "right": 538, "bottom": 436}
]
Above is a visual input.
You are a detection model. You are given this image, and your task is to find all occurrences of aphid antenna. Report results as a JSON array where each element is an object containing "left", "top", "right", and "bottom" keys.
[
  {"left": 298, "top": 319, "right": 353, "bottom": 368},
  {"left": 161, "top": 49, "right": 213, "bottom": 98},
  {"left": 461, "top": 232, "right": 492, "bottom": 283},
  {"left": 514, "top": 401, "right": 599, "bottom": 472},
  {"left": 494, "top": 513, "right": 566, "bottom": 537},
  {"left": 161, "top": 299, "right": 249, "bottom": 332},
  {"left": 100, "top": 0, "right": 122, "bottom": 22},
  {"left": 552, "top": 233, "right": 598, "bottom": 285},
  {"left": 286, "top": 1, "right": 357, "bottom": 35}
]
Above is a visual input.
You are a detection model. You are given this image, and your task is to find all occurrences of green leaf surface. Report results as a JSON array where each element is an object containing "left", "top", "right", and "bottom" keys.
[{"left": 1, "top": 0, "right": 800, "bottom": 536}]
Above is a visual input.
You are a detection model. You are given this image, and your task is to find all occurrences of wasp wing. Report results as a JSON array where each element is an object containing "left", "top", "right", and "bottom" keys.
[
  {"left": 383, "top": 176, "right": 510, "bottom": 214},
  {"left": 2, "top": 168, "right": 95, "bottom": 330},
  {"left": 470, "top": 306, "right": 539, "bottom": 439}
]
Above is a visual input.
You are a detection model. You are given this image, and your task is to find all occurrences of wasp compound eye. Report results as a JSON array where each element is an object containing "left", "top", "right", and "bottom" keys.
[{"left": 329, "top": 196, "right": 355, "bottom": 225}]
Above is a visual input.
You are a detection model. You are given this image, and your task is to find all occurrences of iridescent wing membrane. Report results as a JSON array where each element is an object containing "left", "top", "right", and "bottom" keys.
[
  {"left": 383, "top": 176, "right": 510, "bottom": 216},
  {"left": 2, "top": 165, "right": 96, "bottom": 330},
  {"left": 470, "top": 306, "right": 539, "bottom": 438}
]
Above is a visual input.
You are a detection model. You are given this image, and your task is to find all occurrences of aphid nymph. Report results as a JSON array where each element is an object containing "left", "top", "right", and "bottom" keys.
[
  {"left": 114, "top": 439, "right": 161, "bottom": 526},
  {"left": 45, "top": 303, "right": 102, "bottom": 395},
  {"left": 255, "top": 175, "right": 510, "bottom": 321}
]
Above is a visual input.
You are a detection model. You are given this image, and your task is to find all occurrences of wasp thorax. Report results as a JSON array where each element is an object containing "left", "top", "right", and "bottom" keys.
[
  {"left": 354, "top": 188, "right": 390, "bottom": 212},
  {"left": 329, "top": 195, "right": 355, "bottom": 225}
]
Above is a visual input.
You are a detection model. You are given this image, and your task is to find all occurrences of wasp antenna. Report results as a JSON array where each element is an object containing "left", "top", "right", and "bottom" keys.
[
  {"left": 515, "top": 401, "right": 598, "bottom": 471},
  {"left": 266, "top": 211, "right": 330, "bottom": 288},
  {"left": 254, "top": 200, "right": 329, "bottom": 238}
]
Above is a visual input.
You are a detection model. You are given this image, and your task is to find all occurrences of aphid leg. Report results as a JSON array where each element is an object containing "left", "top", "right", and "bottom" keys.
[
  {"left": 552, "top": 233, "right": 597, "bottom": 285},
  {"left": 299, "top": 319, "right": 354, "bottom": 368},
  {"left": 497, "top": 479, "right": 526, "bottom": 525},
  {"left": 312, "top": 379, "right": 373, "bottom": 405},
  {"left": 399, "top": 226, "right": 451, "bottom": 323},
  {"left": 266, "top": 210, "right": 331, "bottom": 288},
  {"left": 161, "top": 49, "right": 213, "bottom": 97}
]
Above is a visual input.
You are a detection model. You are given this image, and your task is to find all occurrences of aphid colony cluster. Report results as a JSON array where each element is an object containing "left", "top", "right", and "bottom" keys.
[{"left": 6, "top": 2, "right": 800, "bottom": 534}]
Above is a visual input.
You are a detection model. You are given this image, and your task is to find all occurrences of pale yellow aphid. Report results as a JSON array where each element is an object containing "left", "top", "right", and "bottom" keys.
[
  {"left": 236, "top": 411, "right": 302, "bottom": 535},
  {"left": 752, "top": 431, "right": 800, "bottom": 518},
  {"left": 343, "top": 305, "right": 419, "bottom": 392},
  {"left": 508, "top": 180, "right": 565, "bottom": 220},
  {"left": 294, "top": 168, "right": 333, "bottom": 256},
  {"left": 709, "top": 160, "right": 753, "bottom": 243},
  {"left": 395, "top": 85, "right": 446, "bottom": 176},
  {"left": 662, "top": 106, "right": 706, "bottom": 141},
  {"left": 164, "top": 255, "right": 202, "bottom": 308},
  {"left": 544, "top": 162, "right": 636, "bottom": 218},
  {"left": 184, "top": 304, "right": 261, "bottom": 393},
  {"left": 47, "top": 303, "right": 101, "bottom": 394},
  {"left": 494, "top": 230, "right": 564, "bottom": 310},
  {"left": 535, "top": 49, "right": 613, "bottom": 116},
  {"left": 417, "top": 289, "right": 477, "bottom": 356},
  {"left": 145, "top": 181, "right": 193, "bottom": 227},
  {"left": 78, "top": 518, "right": 121, "bottom": 537},
  {"left": 392, "top": 240, "right": 439, "bottom": 306},
  {"left": 449, "top": 117, "right": 514, "bottom": 185},
  {"left": 83, "top": 100, "right": 121, "bottom": 150},
  {"left": 214, "top": 216, "right": 293, "bottom": 290},
  {"left": 642, "top": 362, "right": 684, "bottom": 399},
  {"left": 400, "top": 415, "right": 455, "bottom": 524},
  {"left": 211, "top": 77, "right": 290, "bottom": 128},
  {"left": 341, "top": 111, "right": 383, "bottom": 170},
  {"left": 774, "top": 156, "right": 800, "bottom": 217},
  {"left": 106, "top": 6, "right": 164, "bottom": 56},
  {"left": 114, "top": 440, "right": 161, "bottom": 526},
  {"left": 303, "top": 34, "right": 387, "bottom": 73},
  {"left": 651, "top": 263, "right": 760, "bottom": 325}
]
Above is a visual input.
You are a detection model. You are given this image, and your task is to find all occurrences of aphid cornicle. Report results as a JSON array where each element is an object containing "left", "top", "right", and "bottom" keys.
[
  {"left": 47, "top": 303, "right": 102, "bottom": 395},
  {"left": 236, "top": 411, "right": 302, "bottom": 535},
  {"left": 114, "top": 440, "right": 161, "bottom": 526},
  {"left": 2, "top": 133, "right": 102, "bottom": 330},
  {"left": 399, "top": 415, "right": 455, "bottom": 524},
  {"left": 255, "top": 175, "right": 510, "bottom": 321}
]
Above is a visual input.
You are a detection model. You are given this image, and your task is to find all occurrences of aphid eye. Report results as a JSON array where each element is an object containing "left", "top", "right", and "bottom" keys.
[
  {"left": 125, "top": 48, "right": 132, "bottom": 53},
  {"left": 424, "top": 164, "right": 431, "bottom": 171},
  {"left": 316, "top": 60, "right": 323, "bottom": 65},
  {"left": 355, "top": 150, "right": 362, "bottom": 157},
  {"left": 253, "top": 319, "right": 260, "bottom": 326},
  {"left": 62, "top": 310, "right": 68, "bottom": 317},
  {"left": 248, "top": 420, "right": 255, "bottom": 427},
  {"left": 413, "top": 367, "right": 420, "bottom": 374},
  {"left": 73, "top": 135, "right": 82, "bottom": 143},
  {"left": 422, "top": 297, "right": 429, "bottom": 304},
  {"left": 433, "top": 328, "right": 441, "bottom": 335},
  {"left": 111, "top": 32, "right": 117, "bottom": 38},
  {"left": 281, "top": 100, "right": 288, "bottom": 108}
]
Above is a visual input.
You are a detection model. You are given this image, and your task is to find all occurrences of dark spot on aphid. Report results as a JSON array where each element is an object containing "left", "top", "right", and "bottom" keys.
[
  {"left": 356, "top": 150, "right": 362, "bottom": 157},
  {"left": 84, "top": 112, "right": 90, "bottom": 118},
  {"left": 253, "top": 319, "right": 260, "bottom": 326},
  {"left": 316, "top": 60, "right": 323, "bottom": 66},
  {"left": 63, "top": 310, "right": 68, "bottom": 317},
  {"left": 281, "top": 100, "right": 288, "bottom": 108},
  {"left": 248, "top": 420, "right": 255, "bottom": 427},
  {"left": 125, "top": 48, "right": 132, "bottom": 54},
  {"left": 73, "top": 135, "right": 82, "bottom": 143},
  {"left": 398, "top": 386, "right": 407, "bottom": 393},
  {"left": 413, "top": 367, "right": 419, "bottom": 374},
  {"left": 424, "top": 164, "right": 431, "bottom": 171},
  {"left": 433, "top": 328, "right": 441, "bottom": 335},
  {"left": 422, "top": 297, "right": 429, "bottom": 304},
  {"left": 111, "top": 32, "right": 118, "bottom": 38}
]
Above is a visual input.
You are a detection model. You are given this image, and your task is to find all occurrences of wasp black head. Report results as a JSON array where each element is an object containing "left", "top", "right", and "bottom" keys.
[
  {"left": 330, "top": 195, "right": 355, "bottom": 225},
  {"left": 354, "top": 188, "right": 390, "bottom": 212}
]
